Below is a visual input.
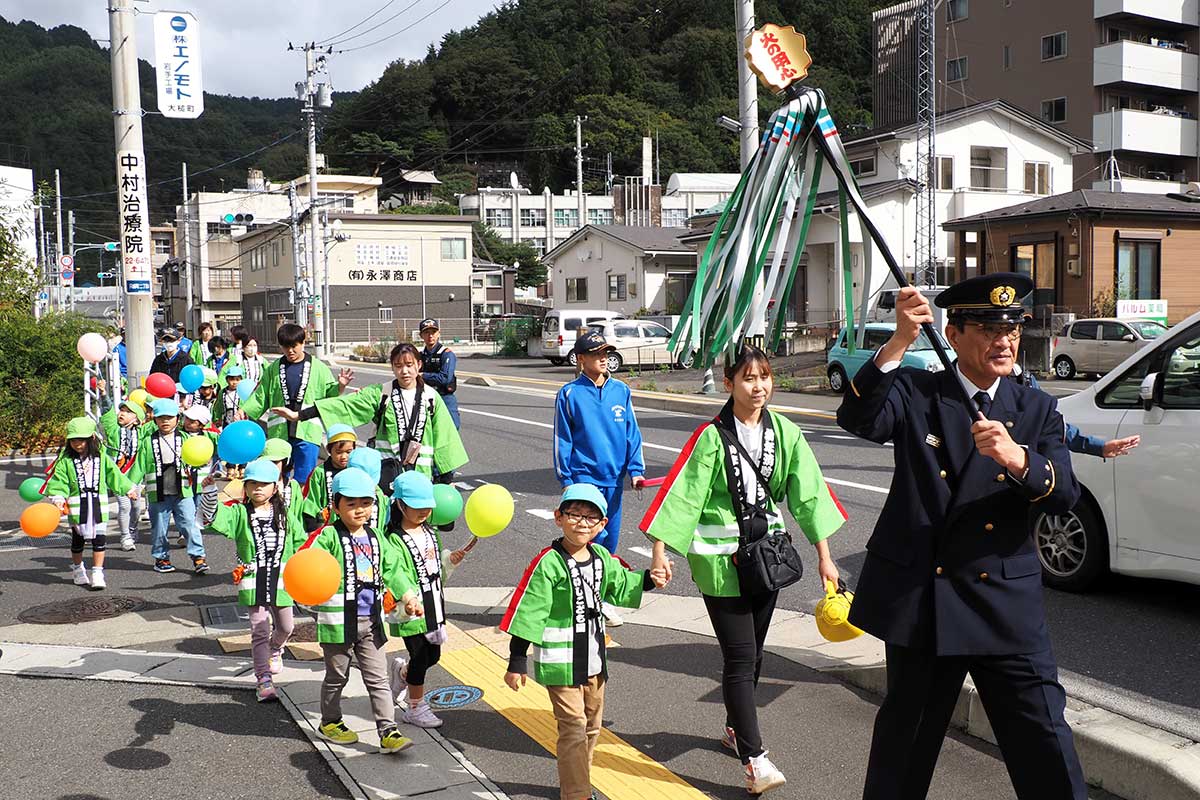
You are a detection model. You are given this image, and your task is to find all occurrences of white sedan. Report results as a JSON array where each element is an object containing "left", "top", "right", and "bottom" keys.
[
  {"left": 1034, "top": 309, "right": 1200, "bottom": 591},
  {"left": 585, "top": 319, "right": 678, "bottom": 372}
]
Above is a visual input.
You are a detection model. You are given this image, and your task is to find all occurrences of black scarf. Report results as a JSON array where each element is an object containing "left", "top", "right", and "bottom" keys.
[
  {"left": 116, "top": 425, "right": 140, "bottom": 473},
  {"left": 714, "top": 399, "right": 778, "bottom": 539},
  {"left": 279, "top": 355, "right": 312, "bottom": 438},
  {"left": 248, "top": 504, "right": 286, "bottom": 605},
  {"left": 150, "top": 430, "right": 185, "bottom": 497},
  {"left": 73, "top": 455, "right": 102, "bottom": 526},
  {"left": 393, "top": 524, "right": 445, "bottom": 630},
  {"left": 552, "top": 539, "right": 606, "bottom": 685},
  {"left": 335, "top": 521, "right": 382, "bottom": 637},
  {"left": 386, "top": 381, "right": 430, "bottom": 462}
]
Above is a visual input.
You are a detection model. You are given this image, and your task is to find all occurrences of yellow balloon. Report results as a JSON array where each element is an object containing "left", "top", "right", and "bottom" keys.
[
  {"left": 181, "top": 435, "right": 214, "bottom": 467},
  {"left": 128, "top": 388, "right": 149, "bottom": 409},
  {"left": 464, "top": 483, "right": 514, "bottom": 538}
]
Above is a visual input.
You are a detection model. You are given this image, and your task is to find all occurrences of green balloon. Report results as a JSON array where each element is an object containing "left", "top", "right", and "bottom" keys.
[
  {"left": 429, "top": 484, "right": 464, "bottom": 526},
  {"left": 19, "top": 477, "right": 46, "bottom": 503}
]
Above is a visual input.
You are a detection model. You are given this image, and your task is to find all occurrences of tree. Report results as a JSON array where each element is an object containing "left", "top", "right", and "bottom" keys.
[
  {"left": 473, "top": 223, "right": 546, "bottom": 289},
  {"left": 0, "top": 188, "right": 38, "bottom": 313}
]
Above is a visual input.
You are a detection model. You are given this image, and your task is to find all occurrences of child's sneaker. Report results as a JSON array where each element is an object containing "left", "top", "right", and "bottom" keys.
[
  {"left": 71, "top": 563, "right": 91, "bottom": 586},
  {"left": 389, "top": 658, "right": 408, "bottom": 707},
  {"left": 255, "top": 676, "right": 277, "bottom": 702},
  {"left": 317, "top": 720, "right": 358, "bottom": 745},
  {"left": 401, "top": 700, "right": 443, "bottom": 729},
  {"left": 192, "top": 556, "right": 210, "bottom": 574},
  {"left": 120, "top": 534, "right": 136, "bottom": 551},
  {"left": 378, "top": 727, "right": 414, "bottom": 754},
  {"left": 153, "top": 558, "right": 175, "bottom": 573},
  {"left": 721, "top": 725, "right": 738, "bottom": 754},
  {"left": 89, "top": 567, "right": 106, "bottom": 591},
  {"left": 744, "top": 752, "right": 786, "bottom": 795},
  {"left": 601, "top": 602, "right": 624, "bottom": 627},
  {"left": 269, "top": 649, "right": 284, "bottom": 675}
]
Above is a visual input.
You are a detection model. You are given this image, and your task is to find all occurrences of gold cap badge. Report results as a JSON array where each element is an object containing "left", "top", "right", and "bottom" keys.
[
  {"left": 990, "top": 285, "right": 1016, "bottom": 307},
  {"left": 745, "top": 24, "right": 812, "bottom": 92}
]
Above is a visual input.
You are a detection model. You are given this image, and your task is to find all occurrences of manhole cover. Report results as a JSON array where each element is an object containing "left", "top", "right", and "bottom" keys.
[
  {"left": 428, "top": 685, "right": 483, "bottom": 710},
  {"left": 18, "top": 595, "right": 145, "bottom": 625}
]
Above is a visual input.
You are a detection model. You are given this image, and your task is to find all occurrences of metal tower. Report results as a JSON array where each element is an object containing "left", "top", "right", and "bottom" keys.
[{"left": 914, "top": 0, "right": 937, "bottom": 287}]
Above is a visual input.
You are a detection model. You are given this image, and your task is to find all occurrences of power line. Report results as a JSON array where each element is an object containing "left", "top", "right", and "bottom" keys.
[
  {"left": 316, "top": 0, "right": 402, "bottom": 46},
  {"left": 335, "top": 0, "right": 452, "bottom": 53}
]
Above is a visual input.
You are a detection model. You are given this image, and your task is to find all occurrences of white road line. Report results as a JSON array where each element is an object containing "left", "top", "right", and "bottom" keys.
[
  {"left": 452, "top": 482, "right": 475, "bottom": 491},
  {"left": 825, "top": 435, "right": 858, "bottom": 440},
  {"left": 458, "top": 405, "right": 890, "bottom": 495},
  {"left": 525, "top": 509, "right": 555, "bottom": 520},
  {"left": 628, "top": 546, "right": 652, "bottom": 558},
  {"left": 0, "top": 454, "right": 53, "bottom": 466}
]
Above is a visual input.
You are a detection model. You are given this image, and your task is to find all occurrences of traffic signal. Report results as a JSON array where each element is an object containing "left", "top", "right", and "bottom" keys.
[
  {"left": 222, "top": 213, "right": 255, "bottom": 225},
  {"left": 103, "top": 242, "right": 120, "bottom": 252}
]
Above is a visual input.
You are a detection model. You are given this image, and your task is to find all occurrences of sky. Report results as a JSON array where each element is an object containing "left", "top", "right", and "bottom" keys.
[{"left": 7, "top": 0, "right": 499, "bottom": 98}]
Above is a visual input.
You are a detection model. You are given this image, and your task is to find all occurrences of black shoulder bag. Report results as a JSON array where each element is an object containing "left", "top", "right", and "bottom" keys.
[{"left": 713, "top": 410, "right": 804, "bottom": 594}]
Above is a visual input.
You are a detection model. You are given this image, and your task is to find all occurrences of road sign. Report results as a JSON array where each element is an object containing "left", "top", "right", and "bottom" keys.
[
  {"left": 59, "top": 254, "right": 74, "bottom": 269},
  {"left": 37, "top": 291, "right": 48, "bottom": 301},
  {"left": 61, "top": 268, "right": 75, "bottom": 282},
  {"left": 153, "top": 11, "right": 204, "bottom": 119}
]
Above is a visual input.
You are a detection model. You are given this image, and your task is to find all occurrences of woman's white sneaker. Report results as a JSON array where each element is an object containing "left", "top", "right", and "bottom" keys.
[
  {"left": 89, "top": 567, "right": 106, "bottom": 590},
  {"left": 401, "top": 701, "right": 443, "bottom": 728},
  {"left": 71, "top": 564, "right": 90, "bottom": 586},
  {"left": 744, "top": 752, "right": 786, "bottom": 795},
  {"left": 390, "top": 658, "right": 409, "bottom": 707},
  {"left": 120, "top": 534, "right": 135, "bottom": 551}
]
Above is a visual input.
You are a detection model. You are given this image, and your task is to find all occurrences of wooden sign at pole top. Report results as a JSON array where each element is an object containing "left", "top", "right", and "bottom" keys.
[{"left": 744, "top": 24, "right": 812, "bottom": 92}]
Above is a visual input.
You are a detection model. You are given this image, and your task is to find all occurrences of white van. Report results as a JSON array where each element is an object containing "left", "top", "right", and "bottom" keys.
[
  {"left": 870, "top": 286, "right": 949, "bottom": 332},
  {"left": 543, "top": 309, "right": 627, "bottom": 366}
]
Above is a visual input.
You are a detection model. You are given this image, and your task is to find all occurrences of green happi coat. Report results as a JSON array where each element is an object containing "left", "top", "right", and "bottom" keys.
[
  {"left": 500, "top": 541, "right": 646, "bottom": 686},
  {"left": 98, "top": 408, "right": 148, "bottom": 475},
  {"left": 127, "top": 430, "right": 195, "bottom": 503},
  {"left": 45, "top": 451, "right": 134, "bottom": 533},
  {"left": 301, "top": 521, "right": 416, "bottom": 644},
  {"left": 639, "top": 409, "right": 847, "bottom": 598},
  {"left": 300, "top": 464, "right": 389, "bottom": 531},
  {"left": 384, "top": 522, "right": 454, "bottom": 638},
  {"left": 311, "top": 381, "right": 467, "bottom": 478},
  {"left": 239, "top": 354, "right": 341, "bottom": 445},
  {"left": 205, "top": 494, "right": 308, "bottom": 607}
]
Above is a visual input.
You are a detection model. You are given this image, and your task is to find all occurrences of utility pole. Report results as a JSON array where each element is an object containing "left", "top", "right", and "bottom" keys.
[
  {"left": 67, "top": 210, "right": 75, "bottom": 312},
  {"left": 575, "top": 116, "right": 586, "bottom": 228},
  {"left": 108, "top": 0, "right": 155, "bottom": 381},
  {"left": 298, "top": 41, "right": 332, "bottom": 356},
  {"left": 735, "top": 0, "right": 760, "bottom": 170},
  {"left": 34, "top": 202, "right": 46, "bottom": 316},
  {"left": 288, "top": 182, "right": 308, "bottom": 327},
  {"left": 181, "top": 162, "right": 194, "bottom": 333},
  {"left": 54, "top": 169, "right": 64, "bottom": 309},
  {"left": 914, "top": 0, "right": 937, "bottom": 287}
]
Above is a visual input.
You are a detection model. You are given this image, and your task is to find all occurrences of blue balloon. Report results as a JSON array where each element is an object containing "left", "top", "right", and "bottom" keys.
[
  {"left": 236, "top": 379, "right": 257, "bottom": 402},
  {"left": 217, "top": 420, "right": 266, "bottom": 464},
  {"left": 179, "top": 364, "right": 204, "bottom": 393}
]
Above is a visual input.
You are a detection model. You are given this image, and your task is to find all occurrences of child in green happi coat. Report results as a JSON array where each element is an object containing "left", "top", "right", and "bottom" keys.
[
  {"left": 45, "top": 417, "right": 139, "bottom": 590},
  {"left": 99, "top": 398, "right": 148, "bottom": 551},
  {"left": 302, "top": 424, "right": 358, "bottom": 532}
]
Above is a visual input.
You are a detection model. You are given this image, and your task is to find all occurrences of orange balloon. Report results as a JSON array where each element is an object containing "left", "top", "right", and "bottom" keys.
[
  {"left": 21, "top": 502, "right": 61, "bottom": 538},
  {"left": 283, "top": 548, "right": 342, "bottom": 606}
]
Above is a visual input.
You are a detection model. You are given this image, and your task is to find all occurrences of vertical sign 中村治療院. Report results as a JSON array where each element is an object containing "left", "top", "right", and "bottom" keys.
[
  {"left": 116, "top": 151, "right": 152, "bottom": 294},
  {"left": 154, "top": 11, "right": 204, "bottom": 119}
]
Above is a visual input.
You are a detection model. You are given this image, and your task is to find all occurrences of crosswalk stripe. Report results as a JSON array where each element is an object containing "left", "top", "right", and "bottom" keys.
[{"left": 525, "top": 509, "right": 554, "bottom": 520}]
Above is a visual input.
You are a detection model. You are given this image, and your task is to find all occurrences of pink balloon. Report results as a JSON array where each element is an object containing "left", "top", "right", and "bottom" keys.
[{"left": 76, "top": 332, "right": 108, "bottom": 363}]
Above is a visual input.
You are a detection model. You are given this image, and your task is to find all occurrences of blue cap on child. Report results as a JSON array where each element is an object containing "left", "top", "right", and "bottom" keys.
[
  {"left": 392, "top": 471, "right": 436, "bottom": 508},
  {"left": 243, "top": 458, "right": 280, "bottom": 484},
  {"left": 151, "top": 398, "right": 180, "bottom": 418},
  {"left": 331, "top": 467, "right": 377, "bottom": 499},
  {"left": 347, "top": 448, "right": 382, "bottom": 483},
  {"left": 559, "top": 484, "right": 608, "bottom": 516}
]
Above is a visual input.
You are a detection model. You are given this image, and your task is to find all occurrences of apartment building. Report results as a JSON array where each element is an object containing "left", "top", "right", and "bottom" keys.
[{"left": 874, "top": 0, "right": 1200, "bottom": 193}]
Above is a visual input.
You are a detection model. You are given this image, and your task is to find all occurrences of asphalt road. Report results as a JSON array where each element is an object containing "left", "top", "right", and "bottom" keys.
[{"left": 0, "top": 674, "right": 349, "bottom": 799}]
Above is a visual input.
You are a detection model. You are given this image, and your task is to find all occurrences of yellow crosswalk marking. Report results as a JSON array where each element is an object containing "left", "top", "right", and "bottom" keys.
[{"left": 439, "top": 643, "right": 709, "bottom": 800}]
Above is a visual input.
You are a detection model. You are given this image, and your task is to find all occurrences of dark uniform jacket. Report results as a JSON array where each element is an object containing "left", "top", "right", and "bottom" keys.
[{"left": 837, "top": 358, "right": 1079, "bottom": 656}]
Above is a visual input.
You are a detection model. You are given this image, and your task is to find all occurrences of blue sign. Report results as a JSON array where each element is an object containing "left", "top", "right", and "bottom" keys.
[
  {"left": 426, "top": 684, "right": 483, "bottom": 710},
  {"left": 126, "top": 279, "right": 151, "bottom": 294},
  {"left": 37, "top": 291, "right": 48, "bottom": 301},
  {"left": 170, "top": 15, "right": 188, "bottom": 32}
]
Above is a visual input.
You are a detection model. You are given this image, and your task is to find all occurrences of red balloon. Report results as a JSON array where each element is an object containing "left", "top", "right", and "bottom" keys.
[{"left": 145, "top": 372, "right": 177, "bottom": 399}]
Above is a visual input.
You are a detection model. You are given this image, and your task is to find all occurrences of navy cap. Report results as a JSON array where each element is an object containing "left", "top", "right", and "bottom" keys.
[
  {"left": 935, "top": 273, "right": 1033, "bottom": 323},
  {"left": 419, "top": 318, "right": 439, "bottom": 331},
  {"left": 573, "top": 330, "right": 615, "bottom": 355}
]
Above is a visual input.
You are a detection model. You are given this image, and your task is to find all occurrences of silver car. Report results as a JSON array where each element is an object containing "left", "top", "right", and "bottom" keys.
[{"left": 1050, "top": 317, "right": 1168, "bottom": 379}]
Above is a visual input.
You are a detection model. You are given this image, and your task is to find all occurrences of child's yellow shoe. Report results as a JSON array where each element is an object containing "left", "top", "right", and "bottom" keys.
[
  {"left": 317, "top": 720, "right": 359, "bottom": 745},
  {"left": 379, "top": 727, "right": 414, "bottom": 754}
]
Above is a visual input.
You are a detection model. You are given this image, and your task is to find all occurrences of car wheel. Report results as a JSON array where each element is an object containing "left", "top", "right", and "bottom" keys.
[
  {"left": 1053, "top": 356, "right": 1076, "bottom": 380},
  {"left": 1032, "top": 499, "right": 1108, "bottom": 592},
  {"left": 605, "top": 352, "right": 623, "bottom": 373},
  {"left": 568, "top": 351, "right": 577, "bottom": 368},
  {"left": 827, "top": 364, "right": 847, "bottom": 394},
  {"left": 548, "top": 357, "right": 565, "bottom": 366}
]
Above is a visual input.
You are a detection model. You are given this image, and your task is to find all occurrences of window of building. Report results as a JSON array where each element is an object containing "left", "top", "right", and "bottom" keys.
[
  {"left": 588, "top": 208, "right": 614, "bottom": 225},
  {"left": 937, "top": 156, "right": 954, "bottom": 190},
  {"left": 664, "top": 272, "right": 696, "bottom": 315},
  {"left": 522, "top": 237, "right": 547, "bottom": 254},
  {"left": 969, "top": 146, "right": 1008, "bottom": 190},
  {"left": 608, "top": 273, "right": 627, "bottom": 301},
  {"left": 566, "top": 277, "right": 588, "bottom": 303},
  {"left": 485, "top": 274, "right": 502, "bottom": 288},
  {"left": 153, "top": 236, "right": 172, "bottom": 255},
  {"left": 1116, "top": 239, "right": 1160, "bottom": 300},
  {"left": 1041, "top": 32, "right": 1067, "bottom": 61},
  {"left": 1012, "top": 239, "right": 1056, "bottom": 306},
  {"left": 554, "top": 208, "right": 579, "bottom": 228},
  {"left": 379, "top": 307, "right": 393, "bottom": 324},
  {"left": 1024, "top": 162, "right": 1051, "bottom": 194},
  {"left": 946, "top": 0, "right": 967, "bottom": 22},
  {"left": 319, "top": 191, "right": 356, "bottom": 210},
  {"left": 206, "top": 222, "right": 232, "bottom": 237},
  {"left": 1002, "top": 44, "right": 1012, "bottom": 71},
  {"left": 485, "top": 208, "right": 512, "bottom": 228},
  {"left": 208, "top": 268, "right": 241, "bottom": 289},
  {"left": 252, "top": 306, "right": 264, "bottom": 322},
  {"left": 1040, "top": 97, "right": 1067, "bottom": 124},
  {"left": 947, "top": 57, "right": 968, "bottom": 83},
  {"left": 486, "top": 303, "right": 504, "bottom": 316},
  {"left": 440, "top": 238, "right": 467, "bottom": 260},
  {"left": 520, "top": 208, "right": 546, "bottom": 227},
  {"left": 850, "top": 155, "right": 877, "bottom": 178},
  {"left": 662, "top": 208, "right": 689, "bottom": 227}
]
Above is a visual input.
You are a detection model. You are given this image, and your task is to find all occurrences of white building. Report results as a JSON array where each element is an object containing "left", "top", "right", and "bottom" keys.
[
  {"left": 174, "top": 167, "right": 381, "bottom": 333},
  {"left": 0, "top": 164, "right": 36, "bottom": 268},
  {"left": 457, "top": 172, "right": 739, "bottom": 256}
]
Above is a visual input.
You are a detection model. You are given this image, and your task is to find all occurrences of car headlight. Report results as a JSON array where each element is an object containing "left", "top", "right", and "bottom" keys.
[{"left": 925, "top": 361, "right": 944, "bottom": 372}]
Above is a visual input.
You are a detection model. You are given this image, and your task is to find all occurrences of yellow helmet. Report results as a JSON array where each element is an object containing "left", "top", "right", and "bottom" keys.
[{"left": 815, "top": 580, "right": 865, "bottom": 642}]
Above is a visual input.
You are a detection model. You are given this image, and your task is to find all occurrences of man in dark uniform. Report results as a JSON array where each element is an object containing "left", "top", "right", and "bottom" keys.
[
  {"left": 838, "top": 273, "right": 1087, "bottom": 800},
  {"left": 149, "top": 330, "right": 194, "bottom": 384},
  {"left": 419, "top": 318, "right": 460, "bottom": 429}
]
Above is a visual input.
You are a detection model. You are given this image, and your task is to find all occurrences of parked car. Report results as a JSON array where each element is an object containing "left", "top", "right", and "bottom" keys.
[
  {"left": 1033, "top": 309, "right": 1200, "bottom": 591},
  {"left": 826, "top": 322, "right": 954, "bottom": 393},
  {"left": 1050, "top": 317, "right": 1167, "bottom": 379},
  {"left": 542, "top": 309, "right": 626, "bottom": 366},
  {"left": 584, "top": 319, "right": 676, "bottom": 372}
]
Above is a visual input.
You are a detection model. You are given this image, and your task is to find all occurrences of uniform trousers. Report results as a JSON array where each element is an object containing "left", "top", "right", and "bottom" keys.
[
  {"left": 863, "top": 643, "right": 1087, "bottom": 800},
  {"left": 547, "top": 675, "right": 606, "bottom": 800},
  {"left": 320, "top": 618, "right": 395, "bottom": 734},
  {"left": 591, "top": 484, "right": 623, "bottom": 554}
]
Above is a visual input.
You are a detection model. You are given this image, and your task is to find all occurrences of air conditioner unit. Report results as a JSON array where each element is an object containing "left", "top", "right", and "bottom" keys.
[{"left": 1066, "top": 257, "right": 1081, "bottom": 277}]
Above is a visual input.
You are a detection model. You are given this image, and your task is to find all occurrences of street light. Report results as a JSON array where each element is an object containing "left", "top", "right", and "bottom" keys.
[{"left": 716, "top": 115, "right": 743, "bottom": 134}]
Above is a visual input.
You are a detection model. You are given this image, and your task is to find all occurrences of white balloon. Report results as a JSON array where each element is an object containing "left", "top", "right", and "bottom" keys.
[{"left": 76, "top": 332, "right": 109, "bottom": 363}]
